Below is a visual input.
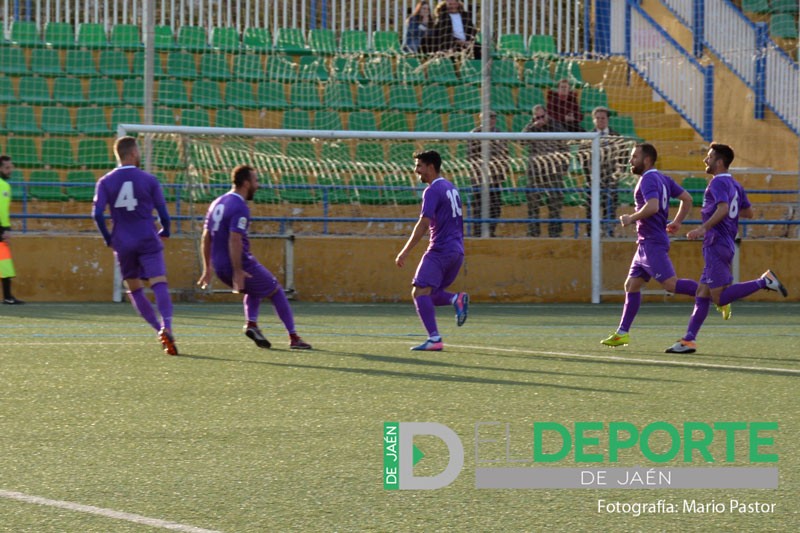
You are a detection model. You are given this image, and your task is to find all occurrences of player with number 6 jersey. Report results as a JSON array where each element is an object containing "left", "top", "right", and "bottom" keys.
[
  {"left": 92, "top": 136, "right": 178, "bottom": 355},
  {"left": 395, "top": 150, "right": 469, "bottom": 352}
]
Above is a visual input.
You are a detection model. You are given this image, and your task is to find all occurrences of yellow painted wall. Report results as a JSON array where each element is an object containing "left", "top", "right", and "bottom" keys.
[{"left": 8, "top": 235, "right": 799, "bottom": 303}]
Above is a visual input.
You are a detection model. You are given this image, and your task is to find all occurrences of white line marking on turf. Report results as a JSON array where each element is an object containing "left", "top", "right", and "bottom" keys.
[
  {"left": 0, "top": 490, "right": 222, "bottom": 533},
  {"left": 449, "top": 344, "right": 800, "bottom": 375}
]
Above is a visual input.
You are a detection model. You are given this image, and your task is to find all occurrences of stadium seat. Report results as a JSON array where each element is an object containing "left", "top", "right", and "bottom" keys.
[
  {"left": 166, "top": 51, "right": 198, "bottom": 79},
  {"left": 522, "top": 59, "right": 555, "bottom": 87},
  {"left": 492, "top": 58, "right": 523, "bottom": 86},
  {"left": 769, "top": 13, "right": 799, "bottom": 38},
  {"left": 18, "top": 76, "right": 51, "bottom": 105},
  {"left": 447, "top": 112, "right": 476, "bottom": 132},
  {"left": 770, "top": 0, "right": 799, "bottom": 13},
  {"left": 298, "top": 56, "right": 329, "bottom": 82},
  {"left": 88, "top": 77, "right": 121, "bottom": 105},
  {"left": 265, "top": 54, "right": 298, "bottom": 83},
  {"left": 5, "top": 105, "right": 41, "bottom": 134},
  {"left": 420, "top": 85, "right": 452, "bottom": 113},
  {"left": 282, "top": 110, "right": 312, "bottom": 130},
  {"left": 29, "top": 170, "right": 67, "bottom": 201},
  {"left": 415, "top": 112, "right": 444, "bottom": 132},
  {"left": 356, "top": 84, "right": 387, "bottom": 110},
  {"left": 153, "top": 106, "right": 177, "bottom": 126},
  {"left": 496, "top": 33, "right": 527, "bottom": 58},
  {"left": 384, "top": 174, "right": 419, "bottom": 205},
  {"left": 77, "top": 22, "right": 107, "bottom": 49},
  {"left": 459, "top": 59, "right": 481, "bottom": 84},
  {"left": 6, "top": 137, "right": 42, "bottom": 167},
  {"left": 339, "top": 30, "right": 369, "bottom": 53},
  {"left": 423, "top": 143, "right": 452, "bottom": 161},
  {"left": 42, "top": 137, "right": 77, "bottom": 168},
  {"left": 256, "top": 81, "right": 289, "bottom": 109},
  {"left": 133, "top": 50, "right": 166, "bottom": 77},
  {"left": 76, "top": 107, "right": 112, "bottom": 136},
  {"left": 153, "top": 25, "right": 176, "bottom": 50},
  {"left": 10, "top": 20, "right": 41, "bottom": 47},
  {"left": 215, "top": 108, "right": 245, "bottom": 129},
  {"left": 580, "top": 87, "right": 610, "bottom": 114},
  {"left": 111, "top": 107, "right": 142, "bottom": 130},
  {"left": 243, "top": 27, "right": 272, "bottom": 52},
  {"left": 616, "top": 174, "right": 636, "bottom": 205},
  {"left": 181, "top": 108, "right": 211, "bottom": 127},
  {"left": 320, "top": 141, "right": 352, "bottom": 167},
  {"left": 41, "top": 106, "right": 76, "bottom": 135},
  {"left": 741, "top": 0, "right": 770, "bottom": 13},
  {"left": 528, "top": 34, "right": 558, "bottom": 58},
  {"left": 351, "top": 174, "right": 384, "bottom": 204},
  {"left": 609, "top": 114, "right": 637, "bottom": 137},
  {"left": 313, "top": 110, "right": 344, "bottom": 130},
  {"left": 379, "top": 112, "right": 409, "bottom": 132},
  {"left": 199, "top": 52, "right": 232, "bottom": 81},
  {"left": 177, "top": 25, "right": 208, "bottom": 52},
  {"left": 681, "top": 176, "right": 708, "bottom": 205},
  {"left": 316, "top": 174, "right": 351, "bottom": 204},
  {"left": 323, "top": 82, "right": 356, "bottom": 111},
  {"left": 275, "top": 28, "right": 308, "bottom": 54},
  {"left": 452, "top": 85, "right": 481, "bottom": 113},
  {"left": 253, "top": 182, "right": 280, "bottom": 204},
  {"left": 65, "top": 49, "right": 99, "bottom": 77},
  {"left": 372, "top": 30, "right": 401, "bottom": 55},
  {"left": 280, "top": 173, "right": 316, "bottom": 204},
  {"left": 491, "top": 86, "right": 518, "bottom": 112},
  {"left": 192, "top": 80, "right": 224, "bottom": 108},
  {"left": 289, "top": 81, "right": 324, "bottom": 110},
  {"left": 44, "top": 22, "right": 76, "bottom": 48},
  {"left": 0, "top": 76, "right": 18, "bottom": 104},
  {"left": 553, "top": 60, "right": 584, "bottom": 87},
  {"left": 78, "top": 139, "right": 114, "bottom": 168},
  {"left": 157, "top": 78, "right": 191, "bottom": 107},
  {"left": 0, "top": 47, "right": 29, "bottom": 75},
  {"left": 396, "top": 56, "right": 425, "bottom": 84},
  {"left": 388, "top": 85, "right": 420, "bottom": 111},
  {"left": 426, "top": 57, "right": 459, "bottom": 85},
  {"left": 66, "top": 170, "right": 97, "bottom": 202},
  {"left": 234, "top": 54, "right": 266, "bottom": 82},
  {"left": 518, "top": 86, "right": 546, "bottom": 112},
  {"left": 362, "top": 55, "right": 395, "bottom": 84},
  {"left": 348, "top": 112, "right": 379, "bottom": 131},
  {"left": 211, "top": 27, "right": 241, "bottom": 52},
  {"left": 150, "top": 139, "right": 181, "bottom": 169},
  {"left": 99, "top": 49, "right": 132, "bottom": 77},
  {"left": 330, "top": 56, "right": 363, "bottom": 83},
  {"left": 387, "top": 143, "right": 416, "bottom": 165},
  {"left": 309, "top": 28, "right": 337, "bottom": 55},
  {"left": 110, "top": 24, "right": 142, "bottom": 50},
  {"left": 30, "top": 48, "right": 64, "bottom": 76}
]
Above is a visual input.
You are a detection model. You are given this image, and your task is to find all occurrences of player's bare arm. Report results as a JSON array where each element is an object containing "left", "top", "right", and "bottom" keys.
[{"left": 396, "top": 216, "right": 431, "bottom": 267}]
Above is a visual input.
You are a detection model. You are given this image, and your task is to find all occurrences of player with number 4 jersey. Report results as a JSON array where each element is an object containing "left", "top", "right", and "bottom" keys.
[
  {"left": 395, "top": 150, "right": 468, "bottom": 352},
  {"left": 93, "top": 136, "right": 178, "bottom": 355}
]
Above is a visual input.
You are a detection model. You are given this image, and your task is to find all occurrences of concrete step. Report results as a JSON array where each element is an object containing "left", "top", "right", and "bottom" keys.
[
  {"left": 627, "top": 112, "right": 682, "bottom": 128},
  {"left": 636, "top": 127, "right": 697, "bottom": 141}
]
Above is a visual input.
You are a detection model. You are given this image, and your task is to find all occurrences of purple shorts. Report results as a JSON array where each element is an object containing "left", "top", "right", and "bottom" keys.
[
  {"left": 116, "top": 249, "right": 167, "bottom": 280},
  {"left": 628, "top": 241, "right": 677, "bottom": 284},
  {"left": 700, "top": 244, "right": 734, "bottom": 289},
  {"left": 412, "top": 250, "right": 464, "bottom": 290},
  {"left": 216, "top": 262, "right": 280, "bottom": 298}
]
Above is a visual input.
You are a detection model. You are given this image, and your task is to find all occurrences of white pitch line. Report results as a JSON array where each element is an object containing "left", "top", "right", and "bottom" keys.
[
  {"left": 449, "top": 344, "right": 800, "bottom": 375},
  {"left": 0, "top": 490, "right": 222, "bottom": 533}
]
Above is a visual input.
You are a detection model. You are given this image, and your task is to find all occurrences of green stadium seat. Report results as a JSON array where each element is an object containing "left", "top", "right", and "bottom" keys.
[
  {"left": 362, "top": 55, "right": 395, "bottom": 84},
  {"left": 77, "top": 139, "right": 113, "bottom": 168},
  {"left": 29, "top": 170, "right": 67, "bottom": 200},
  {"left": 387, "top": 143, "right": 416, "bottom": 165},
  {"left": 681, "top": 176, "right": 708, "bottom": 205},
  {"left": 580, "top": 87, "right": 610, "bottom": 114},
  {"left": 421, "top": 85, "right": 452, "bottom": 112},
  {"left": 177, "top": 25, "right": 208, "bottom": 52},
  {"left": 66, "top": 170, "right": 97, "bottom": 202},
  {"left": 609, "top": 114, "right": 637, "bottom": 137},
  {"left": 181, "top": 108, "right": 211, "bottom": 127},
  {"left": 192, "top": 80, "right": 224, "bottom": 108},
  {"left": 0, "top": 48, "right": 29, "bottom": 75},
  {"left": 372, "top": 30, "right": 401, "bottom": 55},
  {"left": 6, "top": 137, "right": 42, "bottom": 167},
  {"left": 110, "top": 107, "right": 142, "bottom": 129},
  {"left": 42, "top": 137, "right": 77, "bottom": 168},
  {"left": 215, "top": 108, "right": 245, "bottom": 129},
  {"left": 511, "top": 112, "right": 532, "bottom": 132},
  {"left": 323, "top": 82, "right": 355, "bottom": 111},
  {"left": 384, "top": 174, "right": 419, "bottom": 205},
  {"left": 10, "top": 21, "right": 41, "bottom": 47},
  {"left": 415, "top": 112, "right": 444, "bottom": 132},
  {"left": 742, "top": 0, "right": 770, "bottom": 13},
  {"left": 18, "top": 76, "right": 51, "bottom": 105},
  {"left": 330, "top": 56, "right": 363, "bottom": 83},
  {"left": 289, "top": 81, "right": 324, "bottom": 109},
  {"left": 453, "top": 84, "right": 481, "bottom": 113},
  {"left": 563, "top": 175, "right": 587, "bottom": 207},
  {"left": 298, "top": 56, "right": 329, "bottom": 82},
  {"left": 339, "top": 30, "right": 369, "bottom": 53},
  {"left": 309, "top": 28, "right": 337, "bottom": 55},
  {"left": 199, "top": 52, "right": 232, "bottom": 81},
  {"left": 280, "top": 173, "right": 316, "bottom": 204},
  {"left": 427, "top": 57, "right": 459, "bottom": 85},
  {"left": 76, "top": 107, "right": 112, "bottom": 136},
  {"left": 5, "top": 105, "right": 41, "bottom": 134},
  {"left": 518, "top": 86, "right": 546, "bottom": 111},
  {"left": 110, "top": 24, "right": 141, "bottom": 50},
  {"left": 243, "top": 27, "right": 272, "bottom": 52},
  {"left": 316, "top": 174, "right": 351, "bottom": 204},
  {"left": 133, "top": 50, "right": 166, "bottom": 77},
  {"left": 380, "top": 112, "right": 409, "bottom": 132},
  {"left": 275, "top": 28, "right": 308, "bottom": 54},
  {"left": 153, "top": 25, "right": 176, "bottom": 50},
  {"left": 65, "top": 49, "right": 99, "bottom": 77},
  {"left": 553, "top": 60, "right": 584, "bottom": 87},
  {"left": 0, "top": 76, "right": 18, "bottom": 104},
  {"left": 53, "top": 77, "right": 86, "bottom": 106},
  {"left": 256, "top": 81, "right": 288, "bottom": 109},
  {"left": 770, "top": 0, "right": 799, "bottom": 13},
  {"left": 356, "top": 83, "right": 386, "bottom": 110},
  {"left": 44, "top": 22, "right": 76, "bottom": 48},
  {"left": 211, "top": 27, "right": 241, "bottom": 52},
  {"left": 88, "top": 77, "right": 121, "bottom": 105},
  {"left": 396, "top": 56, "right": 425, "bottom": 84},
  {"left": 769, "top": 13, "right": 799, "bottom": 38},
  {"left": 528, "top": 34, "right": 557, "bottom": 58},
  {"left": 166, "top": 51, "right": 198, "bottom": 79},
  {"left": 41, "top": 106, "right": 76, "bottom": 135},
  {"left": 490, "top": 85, "right": 517, "bottom": 112},
  {"left": 459, "top": 59, "right": 481, "bottom": 84},
  {"left": 496, "top": 33, "right": 527, "bottom": 58},
  {"left": 388, "top": 85, "right": 420, "bottom": 111},
  {"left": 153, "top": 105, "right": 177, "bottom": 125},
  {"left": 351, "top": 174, "right": 384, "bottom": 204},
  {"left": 150, "top": 139, "right": 181, "bottom": 169},
  {"left": 348, "top": 111, "right": 378, "bottom": 131},
  {"left": 233, "top": 54, "right": 265, "bottom": 82},
  {"left": 30, "top": 48, "right": 64, "bottom": 76},
  {"left": 77, "top": 23, "right": 107, "bottom": 49},
  {"left": 253, "top": 182, "right": 280, "bottom": 204},
  {"left": 492, "top": 58, "right": 523, "bottom": 86},
  {"left": 99, "top": 49, "right": 132, "bottom": 77},
  {"left": 313, "top": 110, "right": 343, "bottom": 130},
  {"left": 158, "top": 78, "right": 191, "bottom": 107},
  {"left": 447, "top": 112, "right": 476, "bottom": 132},
  {"left": 8, "top": 170, "right": 26, "bottom": 201},
  {"left": 522, "top": 59, "right": 555, "bottom": 87},
  {"left": 265, "top": 54, "right": 298, "bottom": 83},
  {"left": 320, "top": 142, "right": 352, "bottom": 170},
  {"left": 282, "top": 110, "right": 312, "bottom": 130}
]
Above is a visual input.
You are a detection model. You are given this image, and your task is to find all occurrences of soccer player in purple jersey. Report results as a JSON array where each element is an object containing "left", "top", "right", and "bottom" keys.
[
  {"left": 665, "top": 143, "right": 787, "bottom": 354},
  {"left": 395, "top": 150, "right": 469, "bottom": 351},
  {"left": 601, "top": 143, "right": 698, "bottom": 347},
  {"left": 92, "top": 137, "right": 177, "bottom": 355},
  {"left": 197, "top": 164, "right": 311, "bottom": 350}
]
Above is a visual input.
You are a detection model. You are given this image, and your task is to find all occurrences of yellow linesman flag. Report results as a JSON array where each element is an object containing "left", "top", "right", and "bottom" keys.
[{"left": 0, "top": 241, "right": 16, "bottom": 278}]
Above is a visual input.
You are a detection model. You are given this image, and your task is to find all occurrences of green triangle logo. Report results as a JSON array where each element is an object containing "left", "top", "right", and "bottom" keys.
[{"left": 413, "top": 444, "right": 425, "bottom": 466}]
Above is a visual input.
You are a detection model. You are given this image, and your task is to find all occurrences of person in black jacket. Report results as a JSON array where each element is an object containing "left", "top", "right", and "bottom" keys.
[{"left": 430, "top": 0, "right": 479, "bottom": 58}]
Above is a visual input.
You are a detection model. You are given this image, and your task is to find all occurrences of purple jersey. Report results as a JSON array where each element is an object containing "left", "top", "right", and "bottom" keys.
[
  {"left": 204, "top": 192, "right": 259, "bottom": 273},
  {"left": 701, "top": 173, "right": 750, "bottom": 251},
  {"left": 633, "top": 169, "right": 685, "bottom": 246},
  {"left": 93, "top": 166, "right": 166, "bottom": 254},
  {"left": 420, "top": 177, "right": 464, "bottom": 254}
]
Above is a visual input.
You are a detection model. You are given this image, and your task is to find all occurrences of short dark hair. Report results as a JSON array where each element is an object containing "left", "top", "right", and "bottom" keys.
[
  {"left": 0, "top": 155, "right": 11, "bottom": 166},
  {"left": 114, "top": 136, "right": 138, "bottom": 160},
  {"left": 414, "top": 150, "right": 442, "bottom": 172},
  {"left": 637, "top": 142, "right": 658, "bottom": 165},
  {"left": 232, "top": 164, "right": 256, "bottom": 187},
  {"left": 709, "top": 142, "right": 734, "bottom": 168}
]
